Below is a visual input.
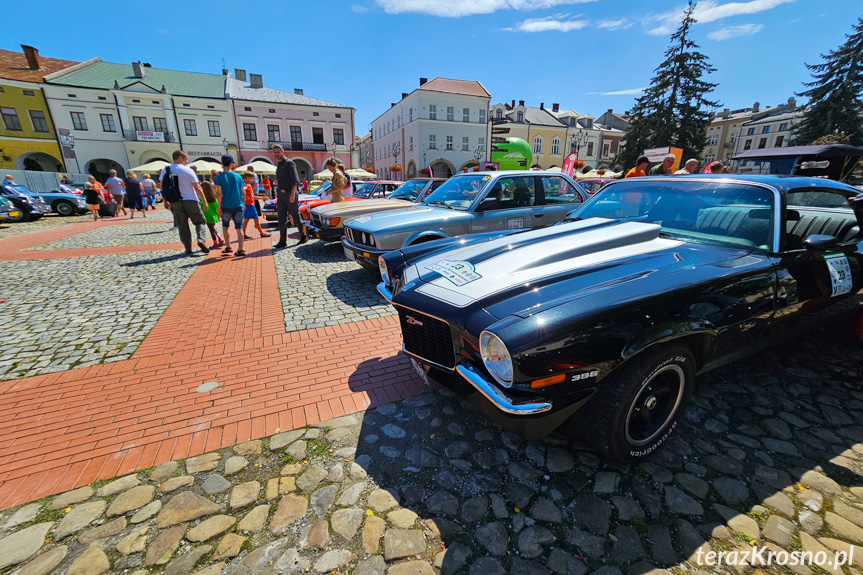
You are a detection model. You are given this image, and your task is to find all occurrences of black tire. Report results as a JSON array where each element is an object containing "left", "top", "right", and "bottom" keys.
[
  {"left": 576, "top": 344, "right": 695, "bottom": 462},
  {"left": 55, "top": 201, "right": 76, "bottom": 216},
  {"left": 30, "top": 214, "right": 42, "bottom": 221},
  {"left": 6, "top": 208, "right": 29, "bottom": 223}
]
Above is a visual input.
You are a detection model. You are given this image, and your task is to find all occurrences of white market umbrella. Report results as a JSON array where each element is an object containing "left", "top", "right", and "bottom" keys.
[
  {"left": 313, "top": 170, "right": 333, "bottom": 180},
  {"left": 188, "top": 159, "right": 222, "bottom": 173},
  {"left": 346, "top": 169, "right": 377, "bottom": 180},
  {"left": 129, "top": 159, "right": 168, "bottom": 173},
  {"left": 236, "top": 160, "right": 277, "bottom": 175}
]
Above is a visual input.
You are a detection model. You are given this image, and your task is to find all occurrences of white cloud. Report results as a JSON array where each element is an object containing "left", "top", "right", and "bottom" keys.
[
  {"left": 375, "top": 0, "right": 596, "bottom": 18},
  {"left": 351, "top": 4, "right": 370, "bottom": 11},
  {"left": 588, "top": 87, "right": 648, "bottom": 96},
  {"left": 707, "top": 22, "right": 763, "bottom": 40},
  {"left": 596, "top": 18, "right": 634, "bottom": 31},
  {"left": 504, "top": 13, "right": 588, "bottom": 32},
  {"left": 647, "top": 0, "right": 794, "bottom": 35}
]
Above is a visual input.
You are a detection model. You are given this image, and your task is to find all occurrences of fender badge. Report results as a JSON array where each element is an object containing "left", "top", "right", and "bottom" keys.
[
  {"left": 405, "top": 316, "right": 424, "bottom": 327},
  {"left": 571, "top": 370, "right": 599, "bottom": 381}
]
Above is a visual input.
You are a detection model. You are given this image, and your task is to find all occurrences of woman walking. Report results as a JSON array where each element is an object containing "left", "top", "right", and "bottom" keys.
[
  {"left": 82, "top": 182, "right": 102, "bottom": 221},
  {"left": 141, "top": 173, "right": 158, "bottom": 210},
  {"left": 124, "top": 171, "right": 147, "bottom": 219},
  {"left": 201, "top": 181, "right": 224, "bottom": 249}
]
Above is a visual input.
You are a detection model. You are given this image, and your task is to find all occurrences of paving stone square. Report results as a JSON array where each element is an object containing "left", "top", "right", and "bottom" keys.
[
  {"left": 273, "top": 239, "right": 395, "bottom": 332},
  {"left": 27, "top": 222, "right": 181, "bottom": 250},
  {"left": 0, "top": 251, "right": 198, "bottom": 380}
]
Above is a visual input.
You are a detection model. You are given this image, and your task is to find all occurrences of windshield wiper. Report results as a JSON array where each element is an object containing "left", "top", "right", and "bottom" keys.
[{"left": 427, "top": 200, "right": 454, "bottom": 210}]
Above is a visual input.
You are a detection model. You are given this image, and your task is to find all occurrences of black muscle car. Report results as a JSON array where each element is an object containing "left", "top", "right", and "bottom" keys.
[{"left": 377, "top": 175, "right": 863, "bottom": 461}]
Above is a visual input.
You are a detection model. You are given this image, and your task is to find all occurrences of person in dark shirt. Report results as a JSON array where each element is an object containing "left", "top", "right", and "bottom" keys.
[
  {"left": 83, "top": 183, "right": 102, "bottom": 221},
  {"left": 271, "top": 144, "right": 307, "bottom": 247},
  {"left": 124, "top": 171, "right": 147, "bottom": 219}
]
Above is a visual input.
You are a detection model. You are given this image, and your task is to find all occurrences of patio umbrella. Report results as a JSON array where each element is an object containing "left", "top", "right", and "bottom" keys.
[
  {"left": 346, "top": 169, "right": 377, "bottom": 180},
  {"left": 236, "top": 160, "right": 277, "bottom": 175},
  {"left": 313, "top": 170, "right": 333, "bottom": 180},
  {"left": 129, "top": 159, "right": 168, "bottom": 173},
  {"left": 188, "top": 159, "right": 222, "bottom": 173}
]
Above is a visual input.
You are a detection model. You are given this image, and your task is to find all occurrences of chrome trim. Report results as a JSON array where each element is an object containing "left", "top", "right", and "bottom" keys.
[
  {"left": 479, "top": 330, "right": 513, "bottom": 388},
  {"left": 377, "top": 282, "right": 392, "bottom": 301},
  {"left": 457, "top": 363, "right": 552, "bottom": 415},
  {"left": 389, "top": 301, "right": 459, "bottom": 371},
  {"left": 402, "top": 346, "right": 456, "bottom": 373}
]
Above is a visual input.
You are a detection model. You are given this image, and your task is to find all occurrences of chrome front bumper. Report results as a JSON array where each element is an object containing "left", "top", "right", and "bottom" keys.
[{"left": 458, "top": 363, "right": 553, "bottom": 415}]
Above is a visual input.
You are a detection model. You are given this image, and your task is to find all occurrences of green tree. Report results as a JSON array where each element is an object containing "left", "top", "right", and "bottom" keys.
[
  {"left": 794, "top": 17, "right": 863, "bottom": 146},
  {"left": 618, "top": 0, "right": 720, "bottom": 170}
]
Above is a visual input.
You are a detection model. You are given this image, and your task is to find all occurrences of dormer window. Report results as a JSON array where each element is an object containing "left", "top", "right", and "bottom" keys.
[
  {"left": 516, "top": 111, "right": 524, "bottom": 122},
  {"left": 495, "top": 109, "right": 502, "bottom": 119}
]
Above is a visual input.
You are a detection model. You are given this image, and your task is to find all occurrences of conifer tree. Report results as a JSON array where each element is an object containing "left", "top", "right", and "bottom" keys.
[
  {"left": 618, "top": 1, "right": 720, "bottom": 170},
  {"left": 794, "top": 17, "right": 863, "bottom": 146}
]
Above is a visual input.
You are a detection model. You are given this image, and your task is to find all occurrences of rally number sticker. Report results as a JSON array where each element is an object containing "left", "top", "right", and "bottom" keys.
[
  {"left": 507, "top": 217, "right": 524, "bottom": 229},
  {"left": 825, "top": 253, "right": 853, "bottom": 297},
  {"left": 426, "top": 260, "right": 482, "bottom": 286}
]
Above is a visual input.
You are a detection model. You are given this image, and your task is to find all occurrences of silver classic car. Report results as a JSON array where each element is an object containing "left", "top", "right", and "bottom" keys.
[{"left": 342, "top": 171, "right": 589, "bottom": 269}]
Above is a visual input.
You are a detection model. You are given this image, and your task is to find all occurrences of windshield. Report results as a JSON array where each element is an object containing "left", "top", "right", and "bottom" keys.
[
  {"left": 389, "top": 180, "right": 427, "bottom": 202},
  {"left": 354, "top": 183, "right": 378, "bottom": 198},
  {"left": 4, "top": 185, "right": 34, "bottom": 196},
  {"left": 579, "top": 180, "right": 607, "bottom": 195},
  {"left": 309, "top": 182, "right": 330, "bottom": 196},
  {"left": 58, "top": 185, "right": 79, "bottom": 194},
  {"left": 422, "top": 175, "right": 488, "bottom": 210},
  {"left": 567, "top": 180, "right": 776, "bottom": 250}
]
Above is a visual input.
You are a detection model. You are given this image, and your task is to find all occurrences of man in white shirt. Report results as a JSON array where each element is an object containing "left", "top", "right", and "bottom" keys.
[
  {"left": 159, "top": 150, "right": 210, "bottom": 254},
  {"left": 105, "top": 169, "right": 128, "bottom": 216}
]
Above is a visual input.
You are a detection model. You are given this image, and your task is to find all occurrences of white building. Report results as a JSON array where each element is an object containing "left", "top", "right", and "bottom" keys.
[
  {"left": 371, "top": 77, "right": 490, "bottom": 179},
  {"left": 43, "top": 60, "right": 235, "bottom": 179}
]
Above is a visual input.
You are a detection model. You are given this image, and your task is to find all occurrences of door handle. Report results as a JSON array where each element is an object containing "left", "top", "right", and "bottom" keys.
[{"left": 534, "top": 213, "right": 543, "bottom": 218}]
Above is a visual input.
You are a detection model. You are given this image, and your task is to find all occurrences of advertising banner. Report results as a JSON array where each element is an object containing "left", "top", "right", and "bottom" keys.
[{"left": 136, "top": 131, "right": 165, "bottom": 142}]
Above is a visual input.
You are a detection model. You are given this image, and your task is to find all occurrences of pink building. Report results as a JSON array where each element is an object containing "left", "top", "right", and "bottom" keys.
[{"left": 226, "top": 71, "right": 355, "bottom": 181}]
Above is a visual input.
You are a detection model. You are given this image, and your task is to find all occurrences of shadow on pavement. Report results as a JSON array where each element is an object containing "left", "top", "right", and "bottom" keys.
[{"left": 325, "top": 268, "right": 385, "bottom": 309}]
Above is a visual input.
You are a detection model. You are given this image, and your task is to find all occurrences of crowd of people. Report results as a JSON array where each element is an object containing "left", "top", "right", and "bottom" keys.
[{"left": 625, "top": 154, "right": 730, "bottom": 178}]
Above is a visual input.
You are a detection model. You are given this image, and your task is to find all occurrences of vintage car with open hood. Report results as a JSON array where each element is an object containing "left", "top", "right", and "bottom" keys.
[{"left": 377, "top": 175, "right": 863, "bottom": 461}]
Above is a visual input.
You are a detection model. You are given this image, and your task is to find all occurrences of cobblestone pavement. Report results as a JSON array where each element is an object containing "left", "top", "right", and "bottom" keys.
[
  {"left": 0, "top": 213, "right": 94, "bottom": 240},
  {"left": 273, "top": 239, "right": 394, "bottom": 332},
  {"left": 0, "top": 251, "right": 199, "bottom": 380},
  {"left": 27, "top": 223, "right": 182, "bottom": 250},
  {"left": 1, "top": 327, "right": 862, "bottom": 575}
]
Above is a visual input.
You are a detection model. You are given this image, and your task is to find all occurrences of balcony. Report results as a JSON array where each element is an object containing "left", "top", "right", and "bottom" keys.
[
  {"left": 123, "top": 130, "right": 177, "bottom": 143},
  {"left": 268, "top": 140, "right": 327, "bottom": 152}
]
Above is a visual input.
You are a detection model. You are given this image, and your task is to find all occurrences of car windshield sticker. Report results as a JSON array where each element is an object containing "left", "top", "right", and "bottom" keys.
[
  {"left": 825, "top": 253, "right": 853, "bottom": 297},
  {"left": 507, "top": 217, "right": 524, "bottom": 229},
  {"left": 426, "top": 260, "right": 482, "bottom": 287}
]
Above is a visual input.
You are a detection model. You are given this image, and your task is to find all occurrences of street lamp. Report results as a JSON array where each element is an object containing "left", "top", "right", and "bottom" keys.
[
  {"left": 473, "top": 145, "right": 484, "bottom": 171},
  {"left": 222, "top": 138, "right": 229, "bottom": 152},
  {"left": 570, "top": 128, "right": 589, "bottom": 162},
  {"left": 391, "top": 142, "right": 401, "bottom": 181}
]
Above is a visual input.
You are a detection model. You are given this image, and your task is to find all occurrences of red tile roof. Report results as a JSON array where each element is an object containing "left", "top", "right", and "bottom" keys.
[
  {"left": 419, "top": 77, "right": 490, "bottom": 98},
  {"left": 0, "top": 48, "right": 79, "bottom": 83}
]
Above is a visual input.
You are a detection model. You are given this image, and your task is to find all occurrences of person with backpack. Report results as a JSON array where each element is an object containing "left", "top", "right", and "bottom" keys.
[{"left": 159, "top": 150, "right": 211, "bottom": 255}]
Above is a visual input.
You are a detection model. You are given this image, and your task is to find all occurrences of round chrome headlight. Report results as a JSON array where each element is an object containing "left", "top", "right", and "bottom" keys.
[
  {"left": 378, "top": 256, "right": 390, "bottom": 285},
  {"left": 480, "top": 331, "right": 513, "bottom": 387}
]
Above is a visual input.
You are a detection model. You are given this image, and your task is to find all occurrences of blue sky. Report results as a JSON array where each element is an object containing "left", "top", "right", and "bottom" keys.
[{"left": 4, "top": 0, "right": 861, "bottom": 133}]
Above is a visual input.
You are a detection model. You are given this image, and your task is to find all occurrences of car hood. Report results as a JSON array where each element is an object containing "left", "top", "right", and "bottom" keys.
[
  {"left": 314, "top": 198, "right": 413, "bottom": 217},
  {"left": 406, "top": 218, "right": 742, "bottom": 318},
  {"left": 345, "top": 205, "right": 470, "bottom": 233}
]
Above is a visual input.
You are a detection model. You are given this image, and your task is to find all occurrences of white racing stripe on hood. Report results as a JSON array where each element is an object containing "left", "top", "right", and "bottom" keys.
[{"left": 415, "top": 219, "right": 683, "bottom": 307}]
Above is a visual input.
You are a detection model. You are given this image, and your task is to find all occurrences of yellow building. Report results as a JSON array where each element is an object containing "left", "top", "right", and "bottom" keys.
[
  {"left": 490, "top": 101, "right": 568, "bottom": 169},
  {"left": 0, "top": 46, "right": 79, "bottom": 171}
]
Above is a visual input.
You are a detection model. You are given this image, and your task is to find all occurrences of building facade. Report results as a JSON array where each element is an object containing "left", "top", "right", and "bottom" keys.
[
  {"left": 226, "top": 73, "right": 355, "bottom": 182},
  {"left": 702, "top": 98, "right": 799, "bottom": 166},
  {"left": 0, "top": 46, "right": 79, "bottom": 172},
  {"left": 356, "top": 131, "right": 373, "bottom": 172},
  {"left": 550, "top": 106, "right": 603, "bottom": 168},
  {"left": 371, "top": 77, "right": 490, "bottom": 179}
]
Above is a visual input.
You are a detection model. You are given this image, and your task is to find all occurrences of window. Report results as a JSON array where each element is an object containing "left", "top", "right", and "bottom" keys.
[
  {"left": 209, "top": 120, "right": 221, "bottom": 138},
  {"left": 744, "top": 139, "right": 752, "bottom": 151},
  {"left": 290, "top": 126, "right": 302, "bottom": 143},
  {"left": 397, "top": 116, "right": 401, "bottom": 128},
  {"left": 480, "top": 109, "right": 486, "bottom": 124},
  {"left": 409, "top": 136, "right": 414, "bottom": 151},
  {"left": 516, "top": 111, "right": 524, "bottom": 122},
  {"left": 478, "top": 137, "right": 485, "bottom": 148},
  {"left": 463, "top": 108, "right": 470, "bottom": 123},
  {"left": 269, "top": 109, "right": 275, "bottom": 113},
  {"left": 779, "top": 123, "right": 789, "bottom": 132},
  {"left": 550, "top": 137, "right": 561, "bottom": 156},
  {"left": 762, "top": 126, "right": 771, "bottom": 134},
  {"left": 758, "top": 137, "right": 767, "bottom": 149},
  {"left": 708, "top": 135, "right": 719, "bottom": 145},
  {"left": 1, "top": 107, "right": 22, "bottom": 130},
  {"left": 542, "top": 176, "right": 582, "bottom": 205},
  {"left": 446, "top": 135, "right": 453, "bottom": 150},
  {"left": 22, "top": 90, "right": 34, "bottom": 96},
  {"left": 586, "top": 142, "right": 594, "bottom": 156},
  {"left": 533, "top": 135, "right": 543, "bottom": 155},
  {"left": 182, "top": 103, "right": 190, "bottom": 107},
  {"left": 132, "top": 99, "right": 141, "bottom": 103},
  {"left": 335, "top": 113, "right": 341, "bottom": 118},
  {"left": 184, "top": 119, "right": 198, "bottom": 136},
  {"left": 462, "top": 136, "right": 469, "bottom": 151},
  {"left": 153, "top": 118, "right": 168, "bottom": 133},
  {"left": 313, "top": 112, "right": 319, "bottom": 117},
  {"left": 429, "top": 105, "right": 437, "bottom": 120},
  {"left": 267, "top": 124, "right": 280, "bottom": 142},
  {"left": 787, "top": 189, "right": 850, "bottom": 209},
  {"left": 70, "top": 111, "right": 87, "bottom": 130},
  {"left": 67, "top": 93, "right": 77, "bottom": 98},
  {"left": 704, "top": 154, "right": 715, "bottom": 164},
  {"left": 429, "top": 134, "right": 437, "bottom": 149},
  {"left": 242, "top": 122, "right": 255, "bottom": 141},
  {"left": 154, "top": 101, "right": 161, "bottom": 105},
  {"left": 244, "top": 107, "right": 251, "bottom": 111},
  {"left": 486, "top": 176, "right": 538, "bottom": 210},
  {"left": 333, "top": 128, "right": 345, "bottom": 145},
  {"left": 602, "top": 143, "right": 610, "bottom": 157},
  {"left": 775, "top": 135, "right": 785, "bottom": 147},
  {"left": 409, "top": 108, "right": 413, "bottom": 122},
  {"left": 747, "top": 127, "right": 755, "bottom": 136},
  {"left": 312, "top": 127, "right": 324, "bottom": 144},
  {"left": 99, "top": 113, "right": 116, "bottom": 132},
  {"left": 611, "top": 140, "right": 619, "bottom": 154},
  {"left": 28, "top": 110, "right": 48, "bottom": 132},
  {"left": 495, "top": 109, "right": 503, "bottom": 119},
  {"left": 447, "top": 106, "right": 454, "bottom": 122},
  {"left": 133, "top": 116, "right": 148, "bottom": 131}
]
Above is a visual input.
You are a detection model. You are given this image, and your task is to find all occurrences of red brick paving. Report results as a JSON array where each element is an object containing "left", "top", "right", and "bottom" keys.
[{"left": 0, "top": 216, "right": 422, "bottom": 510}]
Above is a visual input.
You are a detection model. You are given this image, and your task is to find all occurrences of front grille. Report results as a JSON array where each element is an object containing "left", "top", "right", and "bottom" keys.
[
  {"left": 346, "top": 227, "right": 374, "bottom": 249},
  {"left": 311, "top": 213, "right": 322, "bottom": 227},
  {"left": 397, "top": 308, "right": 456, "bottom": 369}
]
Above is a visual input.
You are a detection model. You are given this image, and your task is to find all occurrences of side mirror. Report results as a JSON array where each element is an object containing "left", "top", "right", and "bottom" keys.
[
  {"left": 803, "top": 234, "right": 840, "bottom": 251},
  {"left": 476, "top": 197, "right": 499, "bottom": 212}
]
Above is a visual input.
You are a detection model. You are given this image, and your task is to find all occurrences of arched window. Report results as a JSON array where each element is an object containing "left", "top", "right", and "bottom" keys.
[
  {"left": 551, "top": 137, "right": 561, "bottom": 156},
  {"left": 533, "top": 135, "right": 543, "bottom": 155},
  {"left": 516, "top": 111, "right": 524, "bottom": 122},
  {"left": 495, "top": 108, "right": 503, "bottom": 119}
]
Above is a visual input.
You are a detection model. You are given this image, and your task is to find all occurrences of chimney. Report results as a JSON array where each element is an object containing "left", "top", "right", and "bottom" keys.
[
  {"left": 518, "top": 100, "right": 525, "bottom": 107},
  {"left": 607, "top": 108, "right": 613, "bottom": 113},
  {"left": 511, "top": 99, "right": 515, "bottom": 108},
  {"left": 401, "top": 92, "right": 408, "bottom": 99},
  {"left": 391, "top": 103, "right": 396, "bottom": 108},
  {"left": 721, "top": 108, "right": 730, "bottom": 118},
  {"left": 787, "top": 97, "right": 797, "bottom": 109},
  {"left": 540, "top": 102, "right": 544, "bottom": 110},
  {"left": 419, "top": 77, "right": 428, "bottom": 86},
  {"left": 234, "top": 68, "right": 247, "bottom": 82},
  {"left": 143, "top": 63, "right": 152, "bottom": 68},
  {"left": 222, "top": 68, "right": 229, "bottom": 75},
  {"left": 113, "top": 80, "right": 120, "bottom": 90},
  {"left": 132, "top": 61, "right": 145, "bottom": 79},
  {"left": 250, "top": 73, "right": 263, "bottom": 88},
  {"left": 294, "top": 88, "right": 303, "bottom": 96},
  {"left": 752, "top": 101, "right": 760, "bottom": 112},
  {"left": 21, "top": 45, "right": 40, "bottom": 70},
  {"left": 552, "top": 103, "right": 559, "bottom": 112}
]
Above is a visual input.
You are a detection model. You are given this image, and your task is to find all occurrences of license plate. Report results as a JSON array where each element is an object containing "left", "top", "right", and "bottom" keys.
[
  {"left": 343, "top": 246, "right": 356, "bottom": 261},
  {"left": 362, "top": 252, "right": 371, "bottom": 258},
  {"left": 9, "top": 211, "right": 19, "bottom": 217},
  {"left": 410, "top": 358, "right": 430, "bottom": 386}
]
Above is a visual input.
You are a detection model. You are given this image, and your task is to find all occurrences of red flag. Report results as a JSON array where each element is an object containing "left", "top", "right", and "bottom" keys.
[{"left": 562, "top": 153, "right": 578, "bottom": 178}]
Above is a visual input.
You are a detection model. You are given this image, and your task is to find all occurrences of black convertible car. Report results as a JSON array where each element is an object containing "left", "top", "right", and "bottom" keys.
[{"left": 377, "top": 175, "right": 863, "bottom": 461}]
